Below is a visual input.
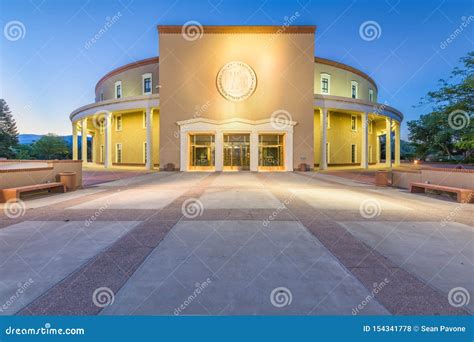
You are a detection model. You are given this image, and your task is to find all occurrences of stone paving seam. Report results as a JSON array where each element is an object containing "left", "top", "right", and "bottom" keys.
[{"left": 17, "top": 173, "right": 218, "bottom": 315}]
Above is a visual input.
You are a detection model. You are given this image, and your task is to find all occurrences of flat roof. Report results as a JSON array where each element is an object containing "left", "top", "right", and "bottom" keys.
[{"left": 157, "top": 25, "right": 316, "bottom": 34}]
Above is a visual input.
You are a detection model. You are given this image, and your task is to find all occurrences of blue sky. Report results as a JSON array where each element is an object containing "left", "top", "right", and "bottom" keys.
[{"left": 1, "top": 0, "right": 472, "bottom": 139}]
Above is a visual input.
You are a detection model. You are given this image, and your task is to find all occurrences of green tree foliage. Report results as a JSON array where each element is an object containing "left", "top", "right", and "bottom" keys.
[
  {"left": 408, "top": 52, "right": 473, "bottom": 161},
  {"left": 0, "top": 99, "right": 19, "bottom": 158},
  {"left": 30, "top": 134, "right": 70, "bottom": 160}
]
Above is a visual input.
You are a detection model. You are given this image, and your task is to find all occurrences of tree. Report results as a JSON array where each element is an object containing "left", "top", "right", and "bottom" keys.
[
  {"left": 30, "top": 134, "right": 70, "bottom": 160},
  {"left": 408, "top": 52, "right": 473, "bottom": 161},
  {"left": 0, "top": 99, "right": 19, "bottom": 158}
]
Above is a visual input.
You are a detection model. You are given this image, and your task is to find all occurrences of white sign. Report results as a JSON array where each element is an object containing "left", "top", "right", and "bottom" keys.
[{"left": 216, "top": 61, "right": 257, "bottom": 102}]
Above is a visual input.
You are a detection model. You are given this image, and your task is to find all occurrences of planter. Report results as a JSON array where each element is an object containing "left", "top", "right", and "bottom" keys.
[
  {"left": 58, "top": 172, "right": 77, "bottom": 191},
  {"left": 375, "top": 170, "right": 389, "bottom": 187}
]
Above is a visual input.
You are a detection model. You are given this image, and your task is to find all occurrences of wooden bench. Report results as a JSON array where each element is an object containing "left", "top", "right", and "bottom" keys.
[
  {"left": 409, "top": 182, "right": 474, "bottom": 203},
  {"left": 0, "top": 182, "right": 66, "bottom": 203}
]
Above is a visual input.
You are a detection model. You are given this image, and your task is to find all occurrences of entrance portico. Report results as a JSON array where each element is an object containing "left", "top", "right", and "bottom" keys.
[{"left": 177, "top": 118, "right": 295, "bottom": 172}]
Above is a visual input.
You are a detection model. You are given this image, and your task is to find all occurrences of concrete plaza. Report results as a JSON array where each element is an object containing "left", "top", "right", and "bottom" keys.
[{"left": 0, "top": 172, "right": 472, "bottom": 315}]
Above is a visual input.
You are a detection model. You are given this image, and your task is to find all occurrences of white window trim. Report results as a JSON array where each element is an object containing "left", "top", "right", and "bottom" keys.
[
  {"left": 115, "top": 114, "right": 122, "bottom": 131},
  {"left": 351, "top": 81, "right": 359, "bottom": 99},
  {"left": 326, "top": 142, "right": 330, "bottom": 164},
  {"left": 142, "top": 73, "right": 152, "bottom": 95},
  {"left": 351, "top": 115, "right": 357, "bottom": 132},
  {"left": 115, "top": 80, "right": 122, "bottom": 99},
  {"left": 115, "top": 143, "right": 122, "bottom": 163},
  {"left": 369, "top": 89, "right": 374, "bottom": 103},
  {"left": 351, "top": 144, "right": 357, "bottom": 163},
  {"left": 320, "top": 73, "right": 331, "bottom": 95},
  {"left": 143, "top": 141, "right": 147, "bottom": 164}
]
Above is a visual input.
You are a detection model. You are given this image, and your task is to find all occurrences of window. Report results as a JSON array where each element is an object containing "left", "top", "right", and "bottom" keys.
[
  {"left": 142, "top": 73, "right": 152, "bottom": 95},
  {"left": 100, "top": 145, "right": 104, "bottom": 163},
  {"left": 115, "top": 81, "right": 122, "bottom": 99},
  {"left": 326, "top": 142, "right": 330, "bottom": 164},
  {"left": 351, "top": 144, "right": 357, "bottom": 163},
  {"left": 351, "top": 81, "right": 358, "bottom": 99},
  {"left": 116, "top": 143, "right": 122, "bottom": 163},
  {"left": 369, "top": 89, "right": 374, "bottom": 102},
  {"left": 320, "top": 73, "right": 331, "bottom": 94},
  {"left": 143, "top": 142, "right": 147, "bottom": 164},
  {"left": 143, "top": 112, "right": 147, "bottom": 128},
  {"left": 326, "top": 111, "right": 330, "bottom": 129},
  {"left": 368, "top": 120, "right": 373, "bottom": 134},
  {"left": 115, "top": 115, "right": 122, "bottom": 131},
  {"left": 259, "top": 134, "right": 284, "bottom": 168},
  {"left": 99, "top": 92, "right": 104, "bottom": 101},
  {"left": 351, "top": 115, "right": 357, "bottom": 132},
  {"left": 189, "top": 134, "right": 215, "bottom": 168},
  {"left": 369, "top": 145, "right": 373, "bottom": 163},
  {"left": 99, "top": 120, "right": 104, "bottom": 134}
]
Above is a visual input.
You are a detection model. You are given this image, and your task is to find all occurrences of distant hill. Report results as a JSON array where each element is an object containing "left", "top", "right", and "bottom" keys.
[{"left": 19, "top": 134, "right": 75, "bottom": 145}]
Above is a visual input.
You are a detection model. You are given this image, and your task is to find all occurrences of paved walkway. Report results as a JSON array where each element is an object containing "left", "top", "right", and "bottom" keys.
[{"left": 0, "top": 172, "right": 472, "bottom": 315}]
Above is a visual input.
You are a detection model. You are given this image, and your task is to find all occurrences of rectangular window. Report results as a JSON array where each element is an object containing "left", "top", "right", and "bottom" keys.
[
  {"left": 115, "top": 81, "right": 122, "bottom": 99},
  {"left": 326, "top": 142, "right": 330, "bottom": 164},
  {"left": 351, "top": 144, "right": 357, "bottom": 163},
  {"left": 369, "top": 145, "right": 373, "bottom": 163},
  {"left": 351, "top": 115, "right": 357, "bottom": 131},
  {"left": 100, "top": 145, "right": 104, "bottom": 163},
  {"left": 189, "top": 134, "right": 215, "bottom": 168},
  {"left": 326, "top": 111, "right": 330, "bottom": 129},
  {"left": 143, "top": 112, "right": 147, "bottom": 128},
  {"left": 259, "top": 134, "right": 284, "bottom": 168},
  {"left": 115, "top": 115, "right": 122, "bottom": 131},
  {"left": 99, "top": 92, "right": 104, "bottom": 101},
  {"left": 143, "top": 142, "right": 147, "bottom": 164},
  {"left": 116, "top": 143, "right": 122, "bottom": 163},
  {"left": 351, "top": 81, "right": 358, "bottom": 99},
  {"left": 368, "top": 120, "right": 373, "bottom": 134},
  {"left": 320, "top": 73, "right": 330, "bottom": 94},
  {"left": 369, "top": 89, "right": 374, "bottom": 102},
  {"left": 142, "top": 73, "right": 152, "bottom": 95}
]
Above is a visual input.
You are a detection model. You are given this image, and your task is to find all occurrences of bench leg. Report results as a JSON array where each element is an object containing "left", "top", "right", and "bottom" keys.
[{"left": 458, "top": 192, "right": 474, "bottom": 204}]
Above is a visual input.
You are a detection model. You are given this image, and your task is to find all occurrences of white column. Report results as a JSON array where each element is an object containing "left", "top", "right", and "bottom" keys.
[
  {"left": 145, "top": 108, "right": 154, "bottom": 170},
  {"left": 360, "top": 112, "right": 368, "bottom": 169},
  {"left": 215, "top": 130, "right": 224, "bottom": 171},
  {"left": 81, "top": 118, "right": 87, "bottom": 163},
  {"left": 179, "top": 130, "right": 187, "bottom": 171},
  {"left": 250, "top": 131, "right": 259, "bottom": 172},
  {"left": 72, "top": 122, "right": 78, "bottom": 160},
  {"left": 104, "top": 112, "right": 112, "bottom": 168},
  {"left": 319, "top": 108, "right": 327, "bottom": 170},
  {"left": 385, "top": 117, "right": 392, "bottom": 168},
  {"left": 394, "top": 121, "right": 401, "bottom": 167},
  {"left": 285, "top": 131, "right": 294, "bottom": 171}
]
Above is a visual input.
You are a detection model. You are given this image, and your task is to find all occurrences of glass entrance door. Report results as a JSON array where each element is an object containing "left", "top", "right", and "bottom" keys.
[{"left": 223, "top": 134, "right": 250, "bottom": 171}]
